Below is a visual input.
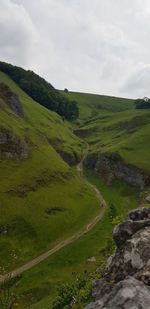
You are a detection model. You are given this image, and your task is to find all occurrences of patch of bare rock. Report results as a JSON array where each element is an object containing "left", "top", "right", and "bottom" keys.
[
  {"left": 85, "top": 207, "right": 150, "bottom": 309},
  {"left": 0, "top": 82, "right": 24, "bottom": 118}
]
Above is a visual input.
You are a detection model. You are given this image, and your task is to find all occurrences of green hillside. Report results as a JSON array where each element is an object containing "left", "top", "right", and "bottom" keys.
[
  {"left": 60, "top": 90, "right": 134, "bottom": 121},
  {"left": 0, "top": 68, "right": 149, "bottom": 309},
  {"left": 75, "top": 109, "right": 150, "bottom": 172},
  {"left": 60, "top": 89, "right": 150, "bottom": 172},
  {"left": 0, "top": 62, "right": 79, "bottom": 120},
  {"left": 0, "top": 72, "right": 100, "bottom": 271}
]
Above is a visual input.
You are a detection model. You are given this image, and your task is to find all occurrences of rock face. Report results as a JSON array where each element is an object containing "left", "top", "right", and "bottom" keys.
[
  {"left": 86, "top": 277, "right": 150, "bottom": 309},
  {"left": 85, "top": 207, "right": 150, "bottom": 309},
  {"left": 0, "top": 129, "right": 29, "bottom": 159},
  {"left": 58, "top": 150, "right": 80, "bottom": 166},
  {"left": 85, "top": 152, "right": 150, "bottom": 188},
  {"left": 145, "top": 195, "right": 150, "bottom": 203},
  {"left": 0, "top": 82, "right": 24, "bottom": 117}
]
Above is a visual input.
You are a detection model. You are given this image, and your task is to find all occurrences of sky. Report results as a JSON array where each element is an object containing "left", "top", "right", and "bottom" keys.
[{"left": 1, "top": 0, "right": 150, "bottom": 98}]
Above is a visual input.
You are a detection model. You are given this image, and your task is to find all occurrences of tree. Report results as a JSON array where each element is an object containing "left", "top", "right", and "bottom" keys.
[
  {"left": 135, "top": 97, "right": 150, "bottom": 109},
  {"left": 0, "top": 61, "right": 79, "bottom": 120}
]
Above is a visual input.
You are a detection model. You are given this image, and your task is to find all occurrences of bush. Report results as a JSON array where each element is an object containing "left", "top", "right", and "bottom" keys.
[
  {"left": 108, "top": 203, "right": 117, "bottom": 221},
  {"left": 52, "top": 276, "right": 92, "bottom": 309}
]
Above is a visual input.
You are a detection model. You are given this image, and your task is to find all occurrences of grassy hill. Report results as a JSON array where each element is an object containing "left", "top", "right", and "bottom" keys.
[
  {"left": 0, "top": 70, "right": 149, "bottom": 308},
  {"left": 0, "top": 72, "right": 100, "bottom": 271},
  {"left": 60, "top": 89, "right": 150, "bottom": 173},
  {"left": 60, "top": 90, "right": 134, "bottom": 121},
  {"left": 0, "top": 62, "right": 79, "bottom": 120},
  {"left": 75, "top": 109, "right": 150, "bottom": 172}
]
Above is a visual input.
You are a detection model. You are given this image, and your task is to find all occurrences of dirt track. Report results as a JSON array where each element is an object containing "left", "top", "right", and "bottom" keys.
[{"left": 0, "top": 143, "right": 107, "bottom": 284}]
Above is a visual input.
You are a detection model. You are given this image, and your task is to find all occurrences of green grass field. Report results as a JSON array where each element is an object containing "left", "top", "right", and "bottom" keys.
[
  {"left": 0, "top": 71, "right": 149, "bottom": 308},
  {"left": 0, "top": 73, "right": 100, "bottom": 271},
  {"left": 13, "top": 171, "right": 141, "bottom": 308},
  {"left": 76, "top": 109, "right": 150, "bottom": 172},
  {"left": 60, "top": 90, "right": 134, "bottom": 121}
]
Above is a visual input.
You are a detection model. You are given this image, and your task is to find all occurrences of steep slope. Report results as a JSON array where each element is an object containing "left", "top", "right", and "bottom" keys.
[
  {"left": 0, "top": 71, "right": 149, "bottom": 308},
  {"left": 62, "top": 90, "right": 150, "bottom": 186},
  {"left": 0, "top": 72, "right": 100, "bottom": 271},
  {"left": 78, "top": 110, "right": 150, "bottom": 185},
  {"left": 86, "top": 208, "right": 150, "bottom": 309},
  {"left": 0, "top": 62, "right": 79, "bottom": 120}
]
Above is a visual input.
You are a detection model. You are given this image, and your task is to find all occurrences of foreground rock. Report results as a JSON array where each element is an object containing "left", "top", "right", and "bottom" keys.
[
  {"left": 85, "top": 207, "right": 150, "bottom": 309},
  {"left": 86, "top": 277, "right": 150, "bottom": 309}
]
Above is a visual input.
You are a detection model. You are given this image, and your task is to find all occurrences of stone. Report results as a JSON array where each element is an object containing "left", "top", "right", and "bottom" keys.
[
  {"left": 113, "top": 219, "right": 150, "bottom": 247},
  {"left": 84, "top": 152, "right": 150, "bottom": 188},
  {"left": 85, "top": 208, "right": 150, "bottom": 309},
  {"left": 85, "top": 277, "right": 150, "bottom": 309},
  {"left": 0, "top": 82, "right": 24, "bottom": 117},
  {"left": 88, "top": 256, "right": 96, "bottom": 263},
  {"left": 0, "top": 129, "right": 29, "bottom": 159},
  {"left": 126, "top": 208, "right": 150, "bottom": 220},
  {"left": 145, "top": 195, "right": 150, "bottom": 203}
]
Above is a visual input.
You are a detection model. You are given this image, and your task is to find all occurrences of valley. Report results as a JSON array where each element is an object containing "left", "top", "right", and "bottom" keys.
[{"left": 0, "top": 63, "right": 149, "bottom": 308}]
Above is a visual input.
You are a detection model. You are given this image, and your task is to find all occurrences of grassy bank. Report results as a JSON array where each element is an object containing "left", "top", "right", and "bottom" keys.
[{"left": 13, "top": 169, "right": 140, "bottom": 308}]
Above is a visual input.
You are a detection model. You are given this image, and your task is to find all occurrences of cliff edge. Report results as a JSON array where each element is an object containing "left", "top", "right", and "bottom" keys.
[{"left": 86, "top": 207, "right": 150, "bottom": 309}]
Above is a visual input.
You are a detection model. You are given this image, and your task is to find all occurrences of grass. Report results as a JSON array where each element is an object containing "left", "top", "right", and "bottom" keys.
[
  {"left": 61, "top": 89, "right": 150, "bottom": 172},
  {"left": 75, "top": 108, "right": 150, "bottom": 172},
  {"left": 0, "top": 72, "right": 149, "bottom": 308},
  {"left": 13, "top": 169, "right": 140, "bottom": 308},
  {"left": 0, "top": 72, "right": 100, "bottom": 271},
  {"left": 60, "top": 90, "right": 134, "bottom": 121}
]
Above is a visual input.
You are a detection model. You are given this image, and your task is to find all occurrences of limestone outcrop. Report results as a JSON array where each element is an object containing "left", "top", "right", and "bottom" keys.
[
  {"left": 85, "top": 152, "right": 150, "bottom": 188},
  {"left": 0, "top": 129, "right": 29, "bottom": 159},
  {"left": 0, "top": 82, "right": 24, "bottom": 117},
  {"left": 85, "top": 207, "right": 150, "bottom": 309}
]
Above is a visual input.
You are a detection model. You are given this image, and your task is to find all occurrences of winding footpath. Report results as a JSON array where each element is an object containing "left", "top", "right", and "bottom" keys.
[{"left": 0, "top": 143, "right": 107, "bottom": 284}]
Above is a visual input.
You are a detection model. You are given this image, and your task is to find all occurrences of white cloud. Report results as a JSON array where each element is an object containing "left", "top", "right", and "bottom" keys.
[
  {"left": 0, "top": 0, "right": 37, "bottom": 66},
  {"left": 1, "top": 0, "right": 150, "bottom": 98}
]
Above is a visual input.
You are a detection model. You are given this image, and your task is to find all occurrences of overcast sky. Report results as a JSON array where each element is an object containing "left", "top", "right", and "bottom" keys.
[{"left": 1, "top": 0, "right": 150, "bottom": 98}]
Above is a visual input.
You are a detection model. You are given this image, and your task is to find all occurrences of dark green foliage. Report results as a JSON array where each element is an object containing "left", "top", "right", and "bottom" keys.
[
  {"left": 52, "top": 276, "right": 92, "bottom": 309},
  {"left": 108, "top": 203, "right": 117, "bottom": 221},
  {"left": 0, "top": 61, "right": 79, "bottom": 120},
  {"left": 135, "top": 97, "right": 150, "bottom": 109},
  {"left": 0, "top": 276, "right": 19, "bottom": 309}
]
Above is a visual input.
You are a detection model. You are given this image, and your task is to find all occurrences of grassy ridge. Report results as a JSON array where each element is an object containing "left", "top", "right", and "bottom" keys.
[
  {"left": 60, "top": 90, "right": 134, "bottom": 121},
  {"left": 0, "top": 62, "right": 79, "bottom": 120},
  {"left": 63, "top": 90, "right": 149, "bottom": 172},
  {"left": 77, "top": 109, "right": 150, "bottom": 172},
  {"left": 0, "top": 72, "right": 100, "bottom": 271}
]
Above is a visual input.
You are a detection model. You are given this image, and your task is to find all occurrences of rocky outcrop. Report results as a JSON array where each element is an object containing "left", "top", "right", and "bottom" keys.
[
  {"left": 0, "top": 82, "right": 24, "bottom": 117},
  {"left": 0, "top": 223, "right": 15, "bottom": 235},
  {"left": 85, "top": 152, "right": 150, "bottom": 188},
  {"left": 86, "top": 277, "right": 150, "bottom": 309},
  {"left": 145, "top": 194, "right": 150, "bottom": 203},
  {"left": 0, "top": 129, "right": 29, "bottom": 159},
  {"left": 85, "top": 207, "right": 150, "bottom": 309},
  {"left": 58, "top": 150, "right": 81, "bottom": 166}
]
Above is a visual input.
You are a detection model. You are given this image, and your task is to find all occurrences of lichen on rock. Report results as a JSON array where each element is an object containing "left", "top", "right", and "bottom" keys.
[{"left": 85, "top": 207, "right": 150, "bottom": 309}]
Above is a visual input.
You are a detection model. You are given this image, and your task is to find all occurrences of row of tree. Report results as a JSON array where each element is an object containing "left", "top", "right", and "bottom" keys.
[
  {"left": 135, "top": 97, "right": 150, "bottom": 109},
  {"left": 0, "top": 61, "right": 79, "bottom": 120}
]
